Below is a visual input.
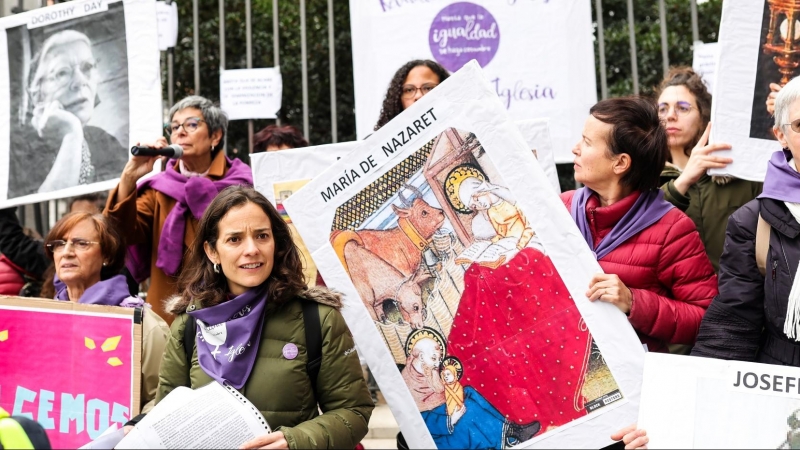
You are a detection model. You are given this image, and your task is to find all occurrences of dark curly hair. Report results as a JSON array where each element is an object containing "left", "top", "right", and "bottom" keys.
[
  {"left": 656, "top": 66, "right": 712, "bottom": 158},
  {"left": 178, "top": 186, "right": 306, "bottom": 308},
  {"left": 374, "top": 60, "right": 450, "bottom": 131},
  {"left": 252, "top": 124, "right": 309, "bottom": 153}
]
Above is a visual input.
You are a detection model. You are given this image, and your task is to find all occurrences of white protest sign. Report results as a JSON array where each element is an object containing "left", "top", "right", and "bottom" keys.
[
  {"left": 639, "top": 353, "right": 800, "bottom": 449},
  {"left": 709, "top": 1, "right": 783, "bottom": 181},
  {"left": 155, "top": 1, "right": 178, "bottom": 51},
  {"left": 350, "top": 0, "right": 596, "bottom": 163},
  {"left": 220, "top": 68, "right": 283, "bottom": 120},
  {"left": 283, "top": 61, "right": 644, "bottom": 449},
  {"left": 692, "top": 41, "right": 719, "bottom": 95},
  {"left": 0, "top": 0, "right": 161, "bottom": 207}
]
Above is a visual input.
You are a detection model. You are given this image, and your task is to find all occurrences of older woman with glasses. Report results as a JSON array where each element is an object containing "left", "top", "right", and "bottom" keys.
[
  {"left": 9, "top": 30, "right": 127, "bottom": 198},
  {"left": 657, "top": 68, "right": 762, "bottom": 273},
  {"left": 374, "top": 60, "right": 449, "bottom": 131},
  {"left": 104, "top": 95, "right": 252, "bottom": 323},
  {"left": 44, "top": 212, "right": 168, "bottom": 412}
]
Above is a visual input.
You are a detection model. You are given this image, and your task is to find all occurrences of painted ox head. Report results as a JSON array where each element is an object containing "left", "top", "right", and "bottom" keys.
[
  {"left": 391, "top": 198, "right": 445, "bottom": 240},
  {"left": 394, "top": 271, "right": 432, "bottom": 329}
]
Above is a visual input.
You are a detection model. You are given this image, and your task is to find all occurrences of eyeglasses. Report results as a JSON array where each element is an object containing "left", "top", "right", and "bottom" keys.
[
  {"left": 785, "top": 118, "right": 800, "bottom": 133},
  {"left": 165, "top": 118, "right": 205, "bottom": 135},
  {"left": 41, "top": 60, "right": 99, "bottom": 91},
  {"left": 46, "top": 238, "right": 99, "bottom": 253},
  {"left": 658, "top": 101, "right": 695, "bottom": 117},
  {"left": 401, "top": 84, "right": 438, "bottom": 99}
]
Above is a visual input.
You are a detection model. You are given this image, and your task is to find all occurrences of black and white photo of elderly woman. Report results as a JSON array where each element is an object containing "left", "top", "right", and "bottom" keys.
[{"left": 8, "top": 29, "right": 127, "bottom": 198}]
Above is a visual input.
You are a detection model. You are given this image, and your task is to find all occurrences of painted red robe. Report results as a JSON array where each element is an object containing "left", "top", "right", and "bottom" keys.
[{"left": 446, "top": 247, "right": 591, "bottom": 428}]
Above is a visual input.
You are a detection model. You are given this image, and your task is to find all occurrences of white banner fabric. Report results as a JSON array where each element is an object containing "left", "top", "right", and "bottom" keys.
[
  {"left": 282, "top": 61, "right": 643, "bottom": 449},
  {"left": 0, "top": 0, "right": 161, "bottom": 208},
  {"left": 709, "top": 0, "right": 785, "bottom": 181},
  {"left": 349, "top": 0, "right": 596, "bottom": 163},
  {"left": 639, "top": 353, "right": 800, "bottom": 449}
]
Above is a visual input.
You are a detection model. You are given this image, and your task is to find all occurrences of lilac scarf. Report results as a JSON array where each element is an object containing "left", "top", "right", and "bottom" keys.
[
  {"left": 126, "top": 156, "right": 253, "bottom": 282},
  {"left": 759, "top": 150, "right": 800, "bottom": 203},
  {"left": 188, "top": 283, "right": 268, "bottom": 389},
  {"left": 570, "top": 188, "right": 675, "bottom": 260},
  {"left": 55, "top": 274, "right": 144, "bottom": 308}
]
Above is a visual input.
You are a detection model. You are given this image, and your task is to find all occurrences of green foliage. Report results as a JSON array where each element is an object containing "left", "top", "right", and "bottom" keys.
[{"left": 166, "top": 0, "right": 722, "bottom": 168}]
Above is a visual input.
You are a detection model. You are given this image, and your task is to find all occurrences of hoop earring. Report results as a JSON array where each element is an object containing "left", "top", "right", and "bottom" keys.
[{"left": 213, "top": 263, "right": 220, "bottom": 274}]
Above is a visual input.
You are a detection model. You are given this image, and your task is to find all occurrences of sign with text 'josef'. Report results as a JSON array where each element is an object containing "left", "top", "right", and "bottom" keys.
[
  {"left": 220, "top": 68, "right": 283, "bottom": 120},
  {"left": 350, "top": 0, "right": 596, "bottom": 163},
  {"left": 0, "top": 298, "right": 141, "bottom": 449}
]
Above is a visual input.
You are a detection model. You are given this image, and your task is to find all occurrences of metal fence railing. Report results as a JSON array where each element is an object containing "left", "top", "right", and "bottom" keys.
[{"left": 3, "top": 0, "right": 711, "bottom": 234}]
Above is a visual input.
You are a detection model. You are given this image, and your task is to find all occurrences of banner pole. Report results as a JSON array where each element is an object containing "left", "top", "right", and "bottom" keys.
[
  {"left": 594, "top": 0, "right": 608, "bottom": 100},
  {"left": 273, "top": 0, "right": 281, "bottom": 126},
  {"left": 328, "top": 0, "right": 337, "bottom": 143},
  {"left": 658, "top": 0, "right": 669, "bottom": 76},
  {"left": 626, "top": 0, "right": 639, "bottom": 95},
  {"left": 300, "top": 0, "right": 309, "bottom": 142},
  {"left": 193, "top": 0, "right": 200, "bottom": 94},
  {"left": 246, "top": 0, "right": 253, "bottom": 153}
]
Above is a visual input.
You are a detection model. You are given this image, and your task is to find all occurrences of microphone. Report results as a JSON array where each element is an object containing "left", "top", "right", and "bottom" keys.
[{"left": 130, "top": 144, "right": 184, "bottom": 158}]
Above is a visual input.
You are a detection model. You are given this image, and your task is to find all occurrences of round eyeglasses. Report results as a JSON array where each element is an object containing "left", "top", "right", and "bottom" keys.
[
  {"left": 401, "top": 84, "right": 438, "bottom": 99},
  {"left": 165, "top": 118, "right": 205, "bottom": 135},
  {"left": 46, "top": 238, "right": 99, "bottom": 253}
]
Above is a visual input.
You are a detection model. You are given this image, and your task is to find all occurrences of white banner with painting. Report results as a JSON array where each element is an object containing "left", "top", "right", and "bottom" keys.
[
  {"left": 282, "top": 61, "right": 643, "bottom": 449},
  {"left": 709, "top": 0, "right": 786, "bottom": 181},
  {"left": 0, "top": 0, "right": 161, "bottom": 208},
  {"left": 349, "top": 0, "right": 596, "bottom": 163}
]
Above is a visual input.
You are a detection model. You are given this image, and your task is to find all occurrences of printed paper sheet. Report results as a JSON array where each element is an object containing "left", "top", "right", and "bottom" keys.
[{"left": 282, "top": 61, "right": 644, "bottom": 449}]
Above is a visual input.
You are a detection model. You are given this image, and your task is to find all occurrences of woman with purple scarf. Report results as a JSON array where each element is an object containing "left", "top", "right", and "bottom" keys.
[
  {"left": 610, "top": 73, "right": 800, "bottom": 450},
  {"left": 147, "top": 186, "right": 372, "bottom": 449},
  {"left": 44, "top": 212, "right": 168, "bottom": 413},
  {"left": 560, "top": 97, "right": 718, "bottom": 355},
  {"left": 104, "top": 96, "right": 252, "bottom": 324}
]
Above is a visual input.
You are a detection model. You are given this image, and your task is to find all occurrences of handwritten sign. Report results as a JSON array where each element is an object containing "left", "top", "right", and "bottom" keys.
[
  {"left": 350, "top": 0, "right": 596, "bottom": 162},
  {"left": 0, "top": 298, "right": 141, "bottom": 449},
  {"left": 220, "top": 68, "right": 283, "bottom": 120},
  {"left": 692, "top": 41, "right": 718, "bottom": 95}
]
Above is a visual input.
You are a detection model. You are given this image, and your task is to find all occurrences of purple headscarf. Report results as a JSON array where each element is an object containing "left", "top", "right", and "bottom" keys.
[
  {"left": 759, "top": 149, "right": 800, "bottom": 204},
  {"left": 570, "top": 188, "right": 675, "bottom": 260},
  {"left": 188, "top": 283, "right": 269, "bottom": 389},
  {"left": 126, "top": 156, "right": 253, "bottom": 282},
  {"left": 55, "top": 274, "right": 143, "bottom": 308}
]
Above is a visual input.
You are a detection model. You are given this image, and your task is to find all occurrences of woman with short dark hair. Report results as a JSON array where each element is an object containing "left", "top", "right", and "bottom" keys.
[
  {"left": 561, "top": 97, "right": 718, "bottom": 352},
  {"left": 154, "top": 186, "right": 373, "bottom": 449},
  {"left": 252, "top": 124, "right": 308, "bottom": 153}
]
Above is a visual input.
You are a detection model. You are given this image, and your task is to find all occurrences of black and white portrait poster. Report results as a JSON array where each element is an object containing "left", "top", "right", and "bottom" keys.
[
  {"left": 709, "top": 0, "right": 786, "bottom": 182},
  {"left": 0, "top": 0, "right": 161, "bottom": 207}
]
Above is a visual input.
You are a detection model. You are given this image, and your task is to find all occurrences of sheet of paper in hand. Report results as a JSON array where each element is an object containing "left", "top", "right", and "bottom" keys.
[
  {"left": 639, "top": 353, "right": 800, "bottom": 449},
  {"left": 283, "top": 61, "right": 644, "bottom": 449},
  {"left": 708, "top": 0, "right": 785, "bottom": 181},
  {"left": 0, "top": 0, "right": 161, "bottom": 207}
]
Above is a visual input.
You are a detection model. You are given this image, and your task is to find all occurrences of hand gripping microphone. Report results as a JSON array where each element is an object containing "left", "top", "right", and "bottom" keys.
[{"left": 130, "top": 144, "right": 184, "bottom": 158}]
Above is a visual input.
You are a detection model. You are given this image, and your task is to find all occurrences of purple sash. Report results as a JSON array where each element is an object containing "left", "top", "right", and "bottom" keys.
[
  {"left": 188, "top": 284, "right": 268, "bottom": 389},
  {"left": 55, "top": 274, "right": 143, "bottom": 307},
  {"left": 126, "top": 156, "right": 253, "bottom": 282},
  {"left": 759, "top": 150, "right": 800, "bottom": 203},
  {"left": 570, "top": 188, "right": 675, "bottom": 260}
]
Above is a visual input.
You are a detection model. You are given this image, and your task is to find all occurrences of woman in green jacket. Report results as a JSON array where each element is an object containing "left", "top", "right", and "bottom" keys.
[
  {"left": 657, "top": 67, "right": 762, "bottom": 272},
  {"left": 155, "top": 185, "right": 373, "bottom": 449}
]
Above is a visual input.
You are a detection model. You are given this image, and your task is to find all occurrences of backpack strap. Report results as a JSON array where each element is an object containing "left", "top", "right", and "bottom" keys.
[
  {"left": 302, "top": 300, "right": 322, "bottom": 400},
  {"left": 183, "top": 314, "right": 197, "bottom": 365},
  {"left": 756, "top": 213, "right": 771, "bottom": 277}
]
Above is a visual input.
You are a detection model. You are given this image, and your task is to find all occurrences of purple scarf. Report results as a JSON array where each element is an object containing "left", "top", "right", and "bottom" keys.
[
  {"left": 55, "top": 274, "right": 144, "bottom": 308},
  {"left": 188, "top": 283, "right": 268, "bottom": 389},
  {"left": 570, "top": 188, "right": 675, "bottom": 260},
  {"left": 759, "top": 149, "right": 800, "bottom": 203},
  {"left": 126, "top": 156, "right": 253, "bottom": 282}
]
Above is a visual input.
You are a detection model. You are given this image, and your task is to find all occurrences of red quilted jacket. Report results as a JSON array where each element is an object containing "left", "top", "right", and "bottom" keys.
[
  {"left": 561, "top": 190, "right": 718, "bottom": 352},
  {"left": 0, "top": 254, "right": 25, "bottom": 296}
]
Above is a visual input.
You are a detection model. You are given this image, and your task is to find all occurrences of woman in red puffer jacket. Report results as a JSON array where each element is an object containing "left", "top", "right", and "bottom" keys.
[{"left": 561, "top": 97, "right": 718, "bottom": 352}]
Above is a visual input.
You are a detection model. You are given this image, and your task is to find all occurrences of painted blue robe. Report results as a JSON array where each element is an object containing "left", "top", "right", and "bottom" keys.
[{"left": 422, "top": 386, "right": 506, "bottom": 449}]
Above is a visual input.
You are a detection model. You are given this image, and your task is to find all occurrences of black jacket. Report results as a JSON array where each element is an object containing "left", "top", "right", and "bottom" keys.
[
  {"left": 0, "top": 208, "right": 47, "bottom": 279},
  {"left": 692, "top": 198, "right": 800, "bottom": 366}
]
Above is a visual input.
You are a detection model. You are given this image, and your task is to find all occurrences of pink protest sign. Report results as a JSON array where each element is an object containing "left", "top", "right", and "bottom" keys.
[{"left": 0, "top": 298, "right": 141, "bottom": 449}]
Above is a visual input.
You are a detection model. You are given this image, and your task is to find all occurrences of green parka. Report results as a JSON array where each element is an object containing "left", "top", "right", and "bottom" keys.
[
  {"left": 155, "top": 287, "right": 373, "bottom": 449},
  {"left": 660, "top": 165, "right": 762, "bottom": 272}
]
